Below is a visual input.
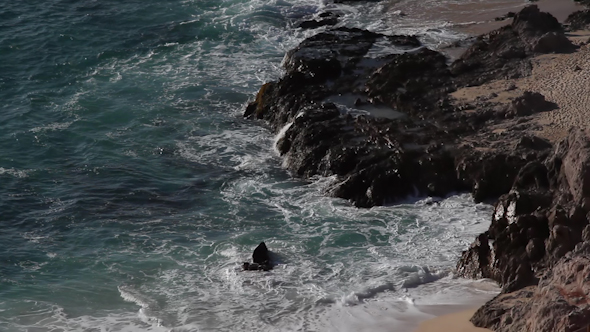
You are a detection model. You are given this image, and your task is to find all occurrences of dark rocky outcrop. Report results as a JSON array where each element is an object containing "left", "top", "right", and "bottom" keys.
[
  {"left": 243, "top": 242, "right": 273, "bottom": 271},
  {"left": 298, "top": 12, "right": 340, "bottom": 30},
  {"left": 470, "top": 242, "right": 590, "bottom": 332},
  {"left": 457, "top": 128, "right": 590, "bottom": 329},
  {"left": 451, "top": 5, "right": 576, "bottom": 87},
  {"left": 505, "top": 91, "right": 557, "bottom": 117},
  {"left": 245, "top": 3, "right": 590, "bottom": 328},
  {"left": 245, "top": 6, "right": 569, "bottom": 208},
  {"left": 566, "top": 9, "right": 590, "bottom": 31}
]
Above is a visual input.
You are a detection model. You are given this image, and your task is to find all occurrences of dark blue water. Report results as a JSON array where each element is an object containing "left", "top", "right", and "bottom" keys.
[{"left": 0, "top": 1, "right": 499, "bottom": 331}]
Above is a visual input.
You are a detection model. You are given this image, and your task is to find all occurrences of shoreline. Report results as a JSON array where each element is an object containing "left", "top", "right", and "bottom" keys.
[
  {"left": 413, "top": 307, "right": 491, "bottom": 332},
  {"left": 246, "top": 0, "right": 590, "bottom": 330},
  {"left": 412, "top": 2, "right": 587, "bottom": 330}
]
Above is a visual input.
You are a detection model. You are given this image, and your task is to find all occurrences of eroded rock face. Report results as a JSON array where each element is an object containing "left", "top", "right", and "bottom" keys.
[
  {"left": 245, "top": 6, "right": 568, "bottom": 208},
  {"left": 457, "top": 129, "right": 590, "bottom": 329},
  {"left": 566, "top": 9, "right": 590, "bottom": 31},
  {"left": 451, "top": 5, "right": 576, "bottom": 87},
  {"left": 245, "top": 4, "right": 590, "bottom": 327},
  {"left": 471, "top": 243, "right": 590, "bottom": 332}
]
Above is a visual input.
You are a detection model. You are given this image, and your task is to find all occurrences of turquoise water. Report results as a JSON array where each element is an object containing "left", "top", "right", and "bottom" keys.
[{"left": 0, "top": 1, "right": 498, "bottom": 331}]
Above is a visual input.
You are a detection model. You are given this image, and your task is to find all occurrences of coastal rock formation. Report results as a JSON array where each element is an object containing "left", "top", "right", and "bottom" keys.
[
  {"left": 451, "top": 5, "right": 576, "bottom": 87},
  {"left": 245, "top": 5, "right": 566, "bottom": 207},
  {"left": 457, "top": 128, "right": 590, "bottom": 329},
  {"left": 244, "top": 3, "right": 590, "bottom": 330},
  {"left": 470, "top": 242, "right": 590, "bottom": 332},
  {"left": 457, "top": 128, "right": 590, "bottom": 285},
  {"left": 243, "top": 242, "right": 273, "bottom": 271},
  {"left": 566, "top": 9, "right": 590, "bottom": 31}
]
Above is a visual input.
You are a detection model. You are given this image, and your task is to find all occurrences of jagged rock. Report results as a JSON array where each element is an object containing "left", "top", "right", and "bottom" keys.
[
  {"left": 365, "top": 48, "right": 451, "bottom": 116},
  {"left": 458, "top": 128, "right": 590, "bottom": 328},
  {"left": 456, "top": 233, "right": 493, "bottom": 279},
  {"left": 532, "top": 32, "right": 577, "bottom": 53},
  {"left": 451, "top": 5, "right": 575, "bottom": 87},
  {"left": 243, "top": 242, "right": 273, "bottom": 271},
  {"left": 566, "top": 9, "right": 590, "bottom": 31},
  {"left": 455, "top": 152, "right": 531, "bottom": 203},
  {"left": 253, "top": 242, "right": 270, "bottom": 265},
  {"left": 471, "top": 243, "right": 590, "bottom": 331},
  {"left": 558, "top": 129, "right": 590, "bottom": 204},
  {"left": 298, "top": 12, "right": 340, "bottom": 30},
  {"left": 245, "top": 6, "right": 569, "bottom": 209}
]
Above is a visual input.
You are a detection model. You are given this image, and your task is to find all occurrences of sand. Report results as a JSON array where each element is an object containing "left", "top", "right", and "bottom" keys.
[
  {"left": 451, "top": 30, "right": 590, "bottom": 143},
  {"left": 413, "top": 308, "right": 490, "bottom": 332}
]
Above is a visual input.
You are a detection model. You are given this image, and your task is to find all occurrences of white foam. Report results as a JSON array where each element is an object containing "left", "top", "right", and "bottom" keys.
[
  {"left": 273, "top": 121, "right": 293, "bottom": 155},
  {"left": 0, "top": 167, "right": 31, "bottom": 178}
]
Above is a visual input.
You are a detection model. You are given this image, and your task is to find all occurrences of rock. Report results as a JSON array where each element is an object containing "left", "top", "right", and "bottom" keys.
[
  {"left": 532, "top": 32, "right": 577, "bottom": 53},
  {"left": 245, "top": 6, "right": 568, "bottom": 208},
  {"left": 243, "top": 242, "right": 273, "bottom": 271},
  {"left": 525, "top": 237, "right": 545, "bottom": 261},
  {"left": 365, "top": 48, "right": 451, "bottom": 116},
  {"left": 566, "top": 9, "right": 590, "bottom": 31},
  {"left": 451, "top": 5, "right": 575, "bottom": 87},
  {"left": 253, "top": 242, "right": 270, "bottom": 264},
  {"left": 471, "top": 243, "right": 590, "bottom": 332},
  {"left": 457, "top": 128, "right": 590, "bottom": 329},
  {"left": 582, "top": 224, "right": 590, "bottom": 242},
  {"left": 516, "top": 135, "right": 552, "bottom": 151},
  {"left": 298, "top": 12, "right": 340, "bottom": 29},
  {"left": 456, "top": 233, "right": 493, "bottom": 279},
  {"left": 506, "top": 91, "right": 557, "bottom": 117},
  {"left": 333, "top": 0, "right": 381, "bottom": 2},
  {"left": 547, "top": 128, "right": 590, "bottom": 205}
]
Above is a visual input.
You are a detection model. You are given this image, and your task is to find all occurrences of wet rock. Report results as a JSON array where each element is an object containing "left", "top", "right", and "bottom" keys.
[
  {"left": 245, "top": 6, "right": 567, "bottom": 211},
  {"left": 458, "top": 129, "right": 590, "bottom": 328},
  {"left": 243, "top": 242, "right": 273, "bottom": 271},
  {"left": 253, "top": 242, "right": 270, "bottom": 265},
  {"left": 298, "top": 12, "right": 340, "bottom": 30},
  {"left": 456, "top": 233, "right": 493, "bottom": 279}
]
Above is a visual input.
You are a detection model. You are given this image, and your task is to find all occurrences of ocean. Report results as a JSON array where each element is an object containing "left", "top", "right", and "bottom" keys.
[{"left": 0, "top": 0, "right": 553, "bottom": 331}]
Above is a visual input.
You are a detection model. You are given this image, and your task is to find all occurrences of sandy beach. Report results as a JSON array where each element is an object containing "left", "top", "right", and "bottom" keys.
[{"left": 413, "top": 308, "right": 490, "bottom": 332}]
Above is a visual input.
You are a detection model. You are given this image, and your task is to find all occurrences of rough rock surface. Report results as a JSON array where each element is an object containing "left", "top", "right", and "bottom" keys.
[
  {"left": 566, "top": 9, "right": 590, "bottom": 31},
  {"left": 457, "top": 127, "right": 590, "bottom": 329},
  {"left": 470, "top": 242, "right": 590, "bottom": 332},
  {"left": 243, "top": 242, "right": 273, "bottom": 271},
  {"left": 451, "top": 5, "right": 576, "bottom": 87},
  {"left": 244, "top": 3, "right": 590, "bottom": 330},
  {"left": 246, "top": 6, "right": 572, "bottom": 207}
]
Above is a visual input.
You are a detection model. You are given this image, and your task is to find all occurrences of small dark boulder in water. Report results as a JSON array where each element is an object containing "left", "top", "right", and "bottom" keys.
[
  {"left": 243, "top": 242, "right": 273, "bottom": 271},
  {"left": 253, "top": 242, "right": 270, "bottom": 264}
]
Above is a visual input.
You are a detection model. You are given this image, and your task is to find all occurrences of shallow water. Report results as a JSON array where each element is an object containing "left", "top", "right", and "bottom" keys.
[{"left": 0, "top": 0, "right": 538, "bottom": 330}]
